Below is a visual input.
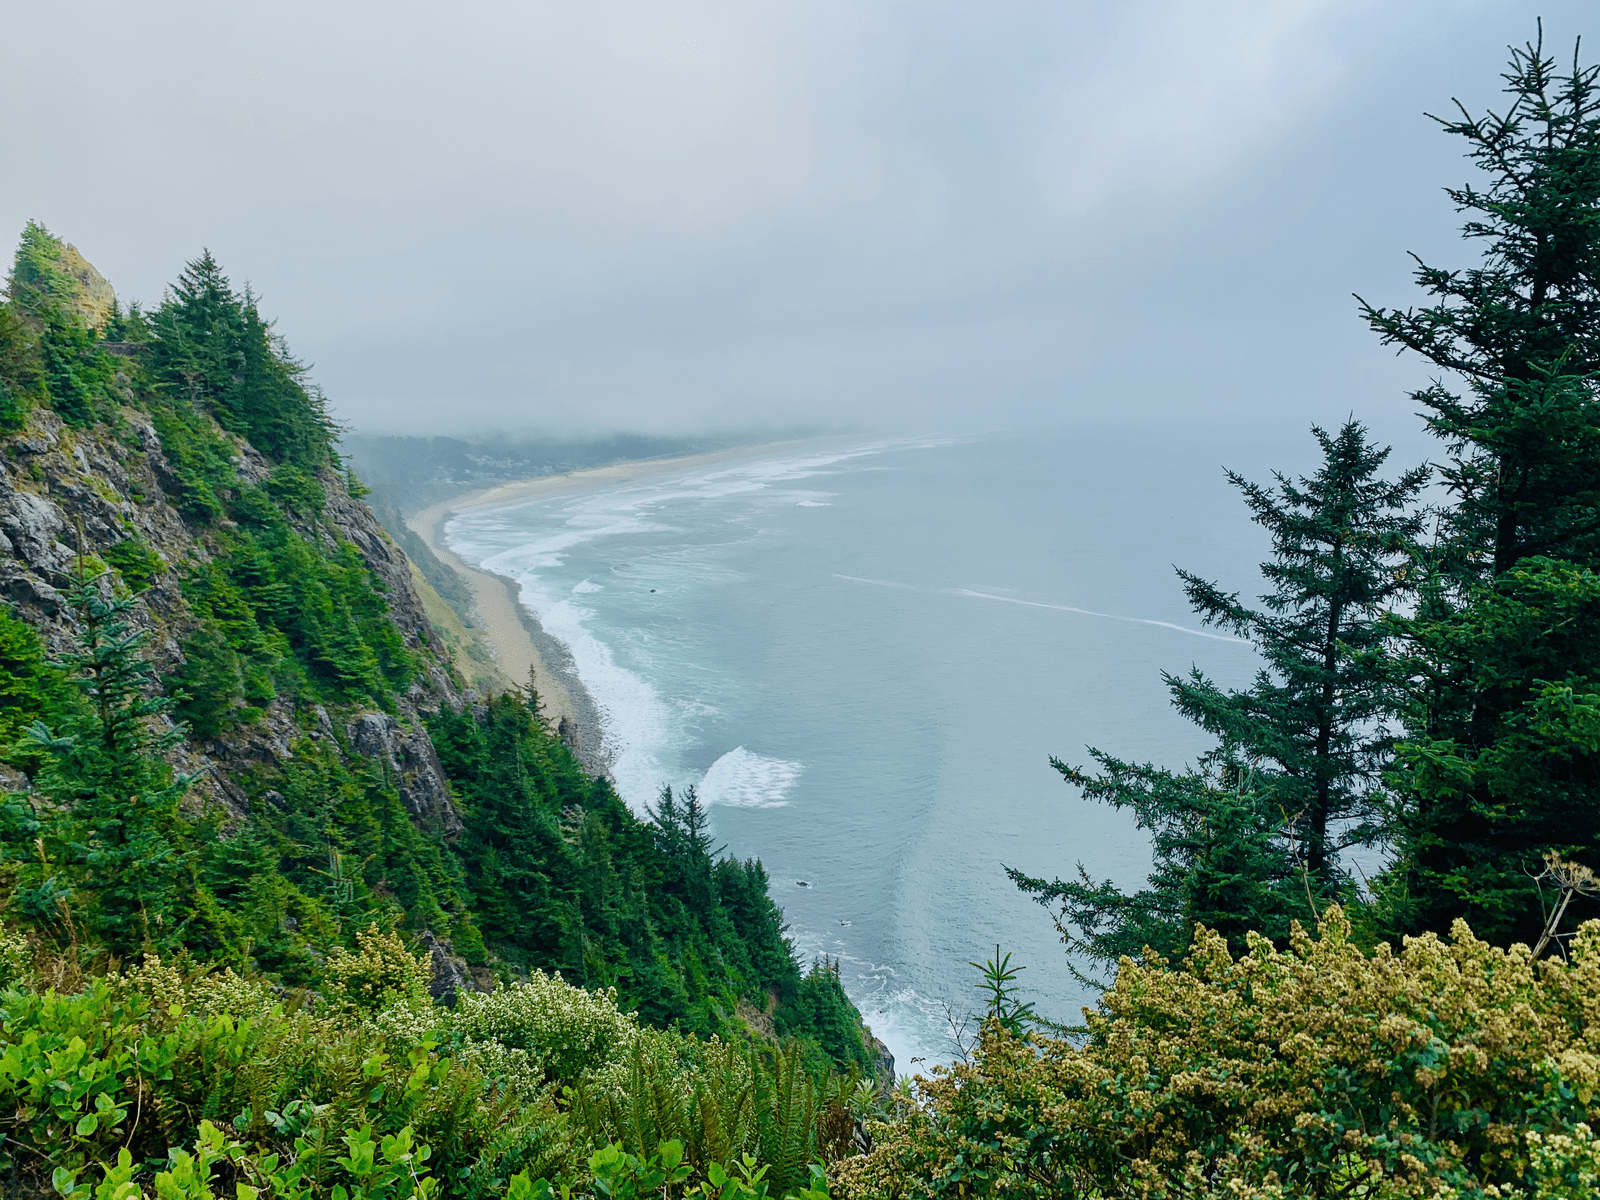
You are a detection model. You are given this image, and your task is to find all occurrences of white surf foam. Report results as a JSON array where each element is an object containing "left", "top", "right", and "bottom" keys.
[
  {"left": 697, "top": 746, "right": 803, "bottom": 809},
  {"left": 440, "top": 436, "right": 961, "bottom": 818}
]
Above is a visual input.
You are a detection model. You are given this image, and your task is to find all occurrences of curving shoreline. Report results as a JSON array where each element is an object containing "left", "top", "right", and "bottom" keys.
[{"left": 406, "top": 440, "right": 819, "bottom": 778}]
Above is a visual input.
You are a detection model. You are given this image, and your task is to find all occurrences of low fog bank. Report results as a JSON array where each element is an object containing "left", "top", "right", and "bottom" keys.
[{"left": 10, "top": 2, "right": 1584, "bottom": 444}]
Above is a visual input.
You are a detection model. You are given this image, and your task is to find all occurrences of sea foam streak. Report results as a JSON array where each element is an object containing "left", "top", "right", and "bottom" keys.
[
  {"left": 697, "top": 746, "right": 803, "bottom": 809},
  {"left": 833, "top": 574, "right": 1251, "bottom": 644}
]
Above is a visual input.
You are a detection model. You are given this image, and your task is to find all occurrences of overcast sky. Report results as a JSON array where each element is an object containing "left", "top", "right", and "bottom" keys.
[{"left": 2, "top": 2, "right": 1591, "bottom": 438}]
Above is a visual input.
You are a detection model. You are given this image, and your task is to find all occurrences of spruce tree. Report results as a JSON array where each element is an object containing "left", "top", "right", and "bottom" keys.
[
  {"left": 26, "top": 572, "right": 199, "bottom": 955},
  {"left": 147, "top": 251, "right": 335, "bottom": 471},
  {"left": 1012, "top": 422, "right": 1424, "bottom": 966},
  {"left": 1359, "top": 31, "right": 1600, "bottom": 942},
  {"left": 1361, "top": 30, "right": 1600, "bottom": 578}
]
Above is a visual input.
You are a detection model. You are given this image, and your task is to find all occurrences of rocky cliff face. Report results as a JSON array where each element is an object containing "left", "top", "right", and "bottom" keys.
[
  {"left": 54, "top": 243, "right": 115, "bottom": 330},
  {"left": 0, "top": 400, "right": 466, "bottom": 830}
]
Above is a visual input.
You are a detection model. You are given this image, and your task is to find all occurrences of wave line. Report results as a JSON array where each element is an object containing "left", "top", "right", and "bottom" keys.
[{"left": 830, "top": 574, "right": 1248, "bottom": 644}]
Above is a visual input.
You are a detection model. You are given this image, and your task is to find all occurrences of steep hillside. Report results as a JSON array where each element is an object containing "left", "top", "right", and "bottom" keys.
[{"left": 0, "top": 222, "right": 874, "bottom": 1069}]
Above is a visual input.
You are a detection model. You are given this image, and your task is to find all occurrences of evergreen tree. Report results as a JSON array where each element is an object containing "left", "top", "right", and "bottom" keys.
[
  {"left": 146, "top": 252, "right": 335, "bottom": 471},
  {"left": 5, "top": 222, "right": 116, "bottom": 428},
  {"left": 1360, "top": 31, "right": 1600, "bottom": 943},
  {"left": 6, "top": 220, "right": 77, "bottom": 318},
  {"left": 0, "top": 301, "right": 42, "bottom": 429},
  {"left": 1012, "top": 422, "right": 1424, "bottom": 966},
  {"left": 25, "top": 573, "right": 200, "bottom": 955}
]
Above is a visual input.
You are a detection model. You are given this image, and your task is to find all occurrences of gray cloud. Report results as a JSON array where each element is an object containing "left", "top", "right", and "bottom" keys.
[{"left": 2, "top": 0, "right": 1582, "bottom": 436}]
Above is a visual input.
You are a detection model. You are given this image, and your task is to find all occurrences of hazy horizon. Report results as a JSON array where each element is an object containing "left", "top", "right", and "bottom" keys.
[{"left": 5, "top": 2, "right": 1591, "bottom": 441}]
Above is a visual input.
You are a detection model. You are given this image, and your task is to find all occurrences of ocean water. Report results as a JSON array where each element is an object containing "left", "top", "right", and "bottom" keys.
[{"left": 445, "top": 425, "right": 1291, "bottom": 1069}]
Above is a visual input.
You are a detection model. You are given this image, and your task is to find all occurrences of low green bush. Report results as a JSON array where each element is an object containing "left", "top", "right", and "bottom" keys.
[
  {"left": 0, "top": 933, "right": 854, "bottom": 1198},
  {"left": 839, "top": 909, "right": 1600, "bottom": 1199}
]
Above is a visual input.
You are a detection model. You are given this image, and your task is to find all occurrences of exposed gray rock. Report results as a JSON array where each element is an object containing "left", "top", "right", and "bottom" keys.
[
  {"left": 312, "top": 705, "right": 338, "bottom": 742},
  {"left": 13, "top": 429, "right": 58, "bottom": 456},
  {"left": 348, "top": 712, "right": 398, "bottom": 762},
  {"left": 346, "top": 711, "right": 462, "bottom": 835},
  {"left": 0, "top": 562, "right": 64, "bottom": 614},
  {"left": 870, "top": 1035, "right": 896, "bottom": 1087},
  {"left": 418, "top": 929, "right": 475, "bottom": 1006},
  {"left": 1, "top": 491, "right": 70, "bottom": 573},
  {"left": 133, "top": 421, "right": 161, "bottom": 454}
]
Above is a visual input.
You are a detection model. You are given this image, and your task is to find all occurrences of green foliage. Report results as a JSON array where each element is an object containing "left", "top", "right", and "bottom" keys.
[
  {"left": 227, "top": 735, "right": 467, "bottom": 976},
  {"left": 842, "top": 910, "right": 1600, "bottom": 1200},
  {"left": 0, "top": 601, "right": 70, "bottom": 750},
  {"left": 148, "top": 391, "right": 241, "bottom": 522},
  {"left": 145, "top": 250, "right": 336, "bottom": 472},
  {"left": 1388, "top": 557, "right": 1600, "bottom": 942},
  {"left": 969, "top": 948, "right": 1036, "bottom": 1039},
  {"left": 1356, "top": 33, "right": 1600, "bottom": 945},
  {"left": 102, "top": 534, "right": 166, "bottom": 591},
  {"left": 6, "top": 221, "right": 121, "bottom": 427},
  {"left": 535, "top": 1139, "right": 830, "bottom": 1200},
  {"left": 429, "top": 698, "right": 870, "bottom": 1068},
  {"left": 0, "top": 301, "right": 42, "bottom": 430},
  {"left": 772, "top": 962, "right": 872, "bottom": 1076},
  {"left": 167, "top": 623, "right": 256, "bottom": 740},
  {"left": 181, "top": 500, "right": 414, "bottom": 710},
  {"left": 7, "top": 220, "right": 80, "bottom": 317},
  {"left": 17, "top": 574, "right": 211, "bottom": 956},
  {"left": 1014, "top": 421, "right": 1425, "bottom": 966},
  {"left": 37, "top": 312, "right": 116, "bottom": 427},
  {"left": 568, "top": 1038, "right": 856, "bottom": 1196},
  {"left": 0, "top": 948, "right": 843, "bottom": 1199}
]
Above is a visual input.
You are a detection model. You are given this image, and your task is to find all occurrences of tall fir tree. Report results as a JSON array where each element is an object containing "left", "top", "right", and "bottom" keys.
[
  {"left": 146, "top": 251, "right": 335, "bottom": 471},
  {"left": 1360, "top": 31, "right": 1600, "bottom": 943},
  {"left": 1012, "top": 422, "right": 1424, "bottom": 967},
  {"left": 24, "top": 572, "right": 204, "bottom": 956}
]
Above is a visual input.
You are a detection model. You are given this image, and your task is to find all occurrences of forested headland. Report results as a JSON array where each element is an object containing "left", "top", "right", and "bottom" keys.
[
  {"left": 0, "top": 220, "right": 875, "bottom": 1197},
  {"left": 7, "top": 25, "right": 1600, "bottom": 1200}
]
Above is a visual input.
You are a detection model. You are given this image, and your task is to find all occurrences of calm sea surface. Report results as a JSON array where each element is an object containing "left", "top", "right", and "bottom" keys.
[{"left": 445, "top": 425, "right": 1302, "bottom": 1068}]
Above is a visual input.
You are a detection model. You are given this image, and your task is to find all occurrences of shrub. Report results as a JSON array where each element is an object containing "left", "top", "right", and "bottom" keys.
[
  {"left": 839, "top": 909, "right": 1600, "bottom": 1199},
  {"left": 102, "top": 535, "right": 166, "bottom": 591},
  {"left": 453, "top": 973, "right": 640, "bottom": 1088},
  {"left": 323, "top": 926, "right": 435, "bottom": 1018}
]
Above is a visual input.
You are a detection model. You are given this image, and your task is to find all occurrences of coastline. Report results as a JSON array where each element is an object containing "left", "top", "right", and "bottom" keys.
[{"left": 407, "top": 439, "right": 821, "bottom": 776}]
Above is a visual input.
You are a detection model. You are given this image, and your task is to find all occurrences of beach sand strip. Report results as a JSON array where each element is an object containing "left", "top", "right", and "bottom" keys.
[{"left": 407, "top": 440, "right": 819, "bottom": 776}]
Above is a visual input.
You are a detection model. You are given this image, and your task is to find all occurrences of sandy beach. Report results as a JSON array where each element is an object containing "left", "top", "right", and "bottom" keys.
[{"left": 406, "top": 440, "right": 818, "bottom": 766}]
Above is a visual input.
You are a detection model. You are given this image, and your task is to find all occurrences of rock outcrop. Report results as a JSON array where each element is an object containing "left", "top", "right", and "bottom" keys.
[
  {"left": 346, "top": 711, "right": 463, "bottom": 835},
  {"left": 55, "top": 242, "right": 116, "bottom": 330},
  {"left": 417, "top": 929, "right": 476, "bottom": 1006},
  {"left": 0, "top": 365, "right": 467, "bottom": 825}
]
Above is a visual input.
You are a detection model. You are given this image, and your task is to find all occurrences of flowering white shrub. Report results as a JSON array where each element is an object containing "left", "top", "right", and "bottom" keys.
[
  {"left": 451, "top": 971, "right": 640, "bottom": 1085},
  {"left": 0, "top": 924, "right": 30, "bottom": 989},
  {"left": 187, "top": 967, "right": 281, "bottom": 1019},
  {"left": 117, "top": 954, "right": 187, "bottom": 1013},
  {"left": 453, "top": 1036, "right": 549, "bottom": 1102},
  {"left": 368, "top": 994, "right": 448, "bottom": 1046}
]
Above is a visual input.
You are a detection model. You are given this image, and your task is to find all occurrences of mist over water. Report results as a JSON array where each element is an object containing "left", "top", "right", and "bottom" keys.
[{"left": 446, "top": 426, "right": 1287, "bottom": 1067}]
